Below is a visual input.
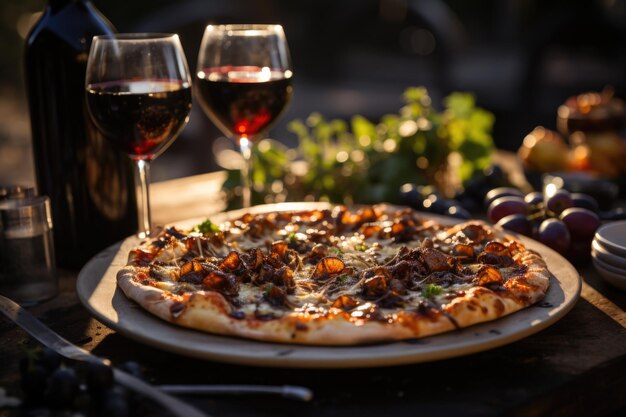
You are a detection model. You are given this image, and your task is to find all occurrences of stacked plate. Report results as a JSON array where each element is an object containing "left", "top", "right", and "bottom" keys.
[{"left": 592, "top": 221, "right": 626, "bottom": 290}]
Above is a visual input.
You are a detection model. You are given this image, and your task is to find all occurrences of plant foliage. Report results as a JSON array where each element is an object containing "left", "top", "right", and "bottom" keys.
[{"left": 222, "top": 87, "right": 494, "bottom": 206}]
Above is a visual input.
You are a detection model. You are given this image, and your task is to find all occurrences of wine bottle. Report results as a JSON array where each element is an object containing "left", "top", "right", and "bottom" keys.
[{"left": 25, "top": 0, "right": 138, "bottom": 268}]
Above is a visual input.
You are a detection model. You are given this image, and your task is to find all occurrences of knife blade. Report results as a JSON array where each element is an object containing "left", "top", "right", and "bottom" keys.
[
  {"left": 0, "top": 294, "right": 210, "bottom": 417},
  {"left": 159, "top": 384, "right": 313, "bottom": 401}
]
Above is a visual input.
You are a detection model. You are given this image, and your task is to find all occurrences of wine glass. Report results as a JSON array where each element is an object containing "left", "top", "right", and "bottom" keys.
[
  {"left": 196, "top": 24, "right": 293, "bottom": 208},
  {"left": 85, "top": 34, "right": 192, "bottom": 238}
]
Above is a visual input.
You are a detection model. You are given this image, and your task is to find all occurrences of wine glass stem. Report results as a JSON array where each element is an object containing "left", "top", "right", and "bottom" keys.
[
  {"left": 239, "top": 137, "right": 252, "bottom": 208},
  {"left": 135, "top": 159, "right": 152, "bottom": 238}
]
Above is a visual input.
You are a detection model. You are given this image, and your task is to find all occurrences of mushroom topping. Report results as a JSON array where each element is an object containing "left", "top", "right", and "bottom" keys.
[
  {"left": 361, "top": 267, "right": 391, "bottom": 299},
  {"left": 264, "top": 284, "right": 287, "bottom": 307},
  {"left": 202, "top": 271, "right": 240, "bottom": 296},
  {"left": 302, "top": 243, "right": 329, "bottom": 265},
  {"left": 310, "top": 257, "right": 346, "bottom": 281},
  {"left": 219, "top": 251, "right": 246, "bottom": 275},
  {"left": 453, "top": 244, "right": 475, "bottom": 261},
  {"left": 421, "top": 248, "right": 450, "bottom": 272},
  {"left": 474, "top": 265, "right": 504, "bottom": 286},
  {"left": 332, "top": 295, "right": 359, "bottom": 311},
  {"left": 477, "top": 241, "right": 513, "bottom": 267}
]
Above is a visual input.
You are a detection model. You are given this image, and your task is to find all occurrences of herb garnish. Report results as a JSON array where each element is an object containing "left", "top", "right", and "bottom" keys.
[
  {"left": 422, "top": 283, "right": 444, "bottom": 299},
  {"left": 193, "top": 219, "right": 220, "bottom": 235}
]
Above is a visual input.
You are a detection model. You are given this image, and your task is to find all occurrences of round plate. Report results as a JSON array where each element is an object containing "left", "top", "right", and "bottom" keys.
[
  {"left": 594, "top": 221, "right": 626, "bottom": 258},
  {"left": 591, "top": 239, "right": 626, "bottom": 270},
  {"left": 77, "top": 203, "right": 582, "bottom": 368},
  {"left": 592, "top": 258, "right": 626, "bottom": 291}
]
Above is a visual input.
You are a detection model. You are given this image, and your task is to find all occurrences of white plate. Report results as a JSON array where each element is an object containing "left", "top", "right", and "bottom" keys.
[
  {"left": 591, "top": 239, "right": 626, "bottom": 270},
  {"left": 592, "top": 258, "right": 626, "bottom": 291},
  {"left": 77, "top": 203, "right": 582, "bottom": 368},
  {"left": 594, "top": 221, "right": 626, "bottom": 258}
]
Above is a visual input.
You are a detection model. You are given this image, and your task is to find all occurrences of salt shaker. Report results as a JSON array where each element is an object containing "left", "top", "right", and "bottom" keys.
[{"left": 0, "top": 193, "right": 57, "bottom": 305}]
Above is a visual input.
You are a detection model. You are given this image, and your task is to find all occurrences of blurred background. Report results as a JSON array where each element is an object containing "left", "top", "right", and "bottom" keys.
[{"left": 1, "top": 0, "right": 625, "bottom": 185}]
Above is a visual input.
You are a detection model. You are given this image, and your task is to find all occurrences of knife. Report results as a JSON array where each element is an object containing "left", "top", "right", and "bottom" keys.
[
  {"left": 0, "top": 294, "right": 211, "bottom": 417},
  {"left": 0, "top": 294, "right": 313, "bottom": 403}
]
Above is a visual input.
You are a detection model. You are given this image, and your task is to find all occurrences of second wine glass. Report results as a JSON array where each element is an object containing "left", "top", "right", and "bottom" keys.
[
  {"left": 86, "top": 34, "right": 192, "bottom": 238},
  {"left": 196, "top": 24, "right": 293, "bottom": 208}
]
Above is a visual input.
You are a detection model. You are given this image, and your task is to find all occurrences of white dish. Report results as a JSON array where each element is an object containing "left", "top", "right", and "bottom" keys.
[
  {"left": 76, "top": 203, "right": 582, "bottom": 368},
  {"left": 592, "top": 258, "right": 626, "bottom": 291},
  {"left": 594, "top": 221, "right": 626, "bottom": 258},
  {"left": 591, "top": 239, "right": 626, "bottom": 270}
]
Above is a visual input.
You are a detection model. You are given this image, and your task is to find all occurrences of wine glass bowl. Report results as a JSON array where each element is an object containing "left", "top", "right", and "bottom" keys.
[
  {"left": 86, "top": 33, "right": 192, "bottom": 238},
  {"left": 196, "top": 24, "right": 293, "bottom": 207}
]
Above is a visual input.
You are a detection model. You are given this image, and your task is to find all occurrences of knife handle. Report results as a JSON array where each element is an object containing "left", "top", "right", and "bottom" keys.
[{"left": 113, "top": 369, "right": 210, "bottom": 417}]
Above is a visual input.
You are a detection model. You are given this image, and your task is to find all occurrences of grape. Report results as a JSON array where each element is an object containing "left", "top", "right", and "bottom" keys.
[
  {"left": 484, "top": 187, "right": 524, "bottom": 208},
  {"left": 599, "top": 207, "right": 626, "bottom": 221},
  {"left": 537, "top": 218, "right": 571, "bottom": 254},
  {"left": 570, "top": 193, "right": 599, "bottom": 212},
  {"left": 446, "top": 205, "right": 471, "bottom": 219},
  {"left": 495, "top": 214, "right": 533, "bottom": 236},
  {"left": 86, "top": 362, "right": 114, "bottom": 394},
  {"left": 119, "top": 361, "right": 144, "bottom": 380},
  {"left": 424, "top": 194, "right": 455, "bottom": 215},
  {"left": 488, "top": 196, "right": 527, "bottom": 223},
  {"left": 46, "top": 367, "right": 79, "bottom": 408},
  {"left": 483, "top": 164, "right": 506, "bottom": 185},
  {"left": 545, "top": 189, "right": 573, "bottom": 214},
  {"left": 399, "top": 183, "right": 421, "bottom": 208},
  {"left": 101, "top": 387, "right": 130, "bottom": 417},
  {"left": 524, "top": 192, "right": 543, "bottom": 207},
  {"left": 559, "top": 207, "right": 600, "bottom": 239}
]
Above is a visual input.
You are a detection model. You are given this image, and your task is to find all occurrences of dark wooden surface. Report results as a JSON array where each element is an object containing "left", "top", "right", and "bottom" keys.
[{"left": 1, "top": 172, "right": 626, "bottom": 417}]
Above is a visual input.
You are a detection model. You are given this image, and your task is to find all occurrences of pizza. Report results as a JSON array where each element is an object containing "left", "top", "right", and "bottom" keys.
[{"left": 116, "top": 204, "right": 551, "bottom": 345}]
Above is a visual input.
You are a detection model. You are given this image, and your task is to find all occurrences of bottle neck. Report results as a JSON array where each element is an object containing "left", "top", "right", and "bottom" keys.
[{"left": 48, "top": 0, "right": 88, "bottom": 12}]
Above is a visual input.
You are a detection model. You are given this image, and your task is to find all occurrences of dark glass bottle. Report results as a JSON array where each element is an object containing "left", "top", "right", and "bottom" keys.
[{"left": 25, "top": 0, "right": 138, "bottom": 268}]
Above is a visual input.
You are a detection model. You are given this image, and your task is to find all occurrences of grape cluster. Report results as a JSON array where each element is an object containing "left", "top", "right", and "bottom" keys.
[
  {"left": 400, "top": 184, "right": 471, "bottom": 219},
  {"left": 486, "top": 187, "right": 601, "bottom": 262},
  {"left": 19, "top": 347, "right": 144, "bottom": 417}
]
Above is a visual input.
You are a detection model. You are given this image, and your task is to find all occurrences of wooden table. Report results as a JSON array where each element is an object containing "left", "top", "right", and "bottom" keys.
[{"left": 1, "top": 172, "right": 626, "bottom": 417}]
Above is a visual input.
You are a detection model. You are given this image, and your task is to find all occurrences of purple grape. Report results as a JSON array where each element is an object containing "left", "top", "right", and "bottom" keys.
[
  {"left": 496, "top": 213, "right": 533, "bottom": 236},
  {"left": 560, "top": 207, "right": 601, "bottom": 239},
  {"left": 570, "top": 193, "right": 599, "bottom": 212},
  {"left": 446, "top": 205, "right": 471, "bottom": 219},
  {"left": 524, "top": 192, "right": 543, "bottom": 206},
  {"left": 537, "top": 218, "right": 571, "bottom": 254},
  {"left": 484, "top": 187, "right": 524, "bottom": 208},
  {"left": 46, "top": 367, "right": 79, "bottom": 408},
  {"left": 488, "top": 196, "right": 527, "bottom": 223},
  {"left": 545, "top": 189, "right": 573, "bottom": 214},
  {"left": 86, "top": 362, "right": 114, "bottom": 393}
]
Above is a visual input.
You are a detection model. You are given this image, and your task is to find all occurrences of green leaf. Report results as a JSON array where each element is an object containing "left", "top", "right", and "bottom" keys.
[
  {"left": 351, "top": 115, "right": 377, "bottom": 146},
  {"left": 444, "top": 92, "right": 475, "bottom": 118},
  {"left": 422, "top": 283, "right": 444, "bottom": 299},
  {"left": 193, "top": 219, "right": 220, "bottom": 235}
]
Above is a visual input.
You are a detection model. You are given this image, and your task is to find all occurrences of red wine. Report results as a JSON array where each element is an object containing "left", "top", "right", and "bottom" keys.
[
  {"left": 86, "top": 80, "right": 192, "bottom": 159},
  {"left": 196, "top": 66, "right": 292, "bottom": 139},
  {"left": 25, "top": 0, "right": 138, "bottom": 268}
]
